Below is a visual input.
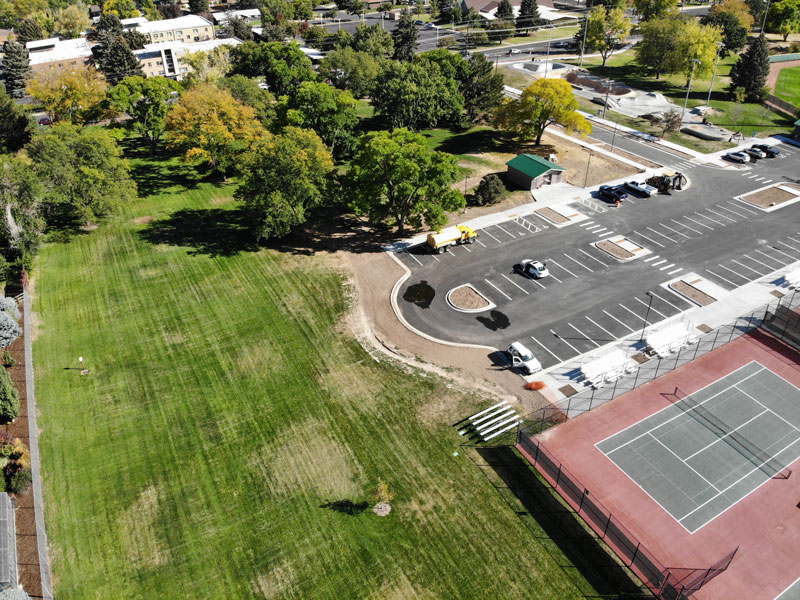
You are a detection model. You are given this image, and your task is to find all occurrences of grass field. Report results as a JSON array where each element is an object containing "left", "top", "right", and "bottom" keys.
[
  {"left": 775, "top": 66, "right": 800, "bottom": 108},
  {"left": 32, "top": 153, "right": 639, "bottom": 598}
]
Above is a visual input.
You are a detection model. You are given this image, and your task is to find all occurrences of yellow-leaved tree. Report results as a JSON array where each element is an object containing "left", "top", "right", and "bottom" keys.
[
  {"left": 494, "top": 78, "right": 591, "bottom": 146},
  {"left": 26, "top": 65, "right": 109, "bottom": 125},
  {"left": 165, "top": 83, "right": 265, "bottom": 180}
]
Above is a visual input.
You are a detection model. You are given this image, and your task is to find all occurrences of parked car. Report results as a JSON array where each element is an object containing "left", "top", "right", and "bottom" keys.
[
  {"left": 752, "top": 143, "right": 780, "bottom": 157},
  {"left": 508, "top": 342, "right": 541, "bottom": 374},
  {"left": 725, "top": 151, "right": 750, "bottom": 164},
  {"left": 623, "top": 181, "right": 657, "bottom": 197},
  {"left": 598, "top": 185, "right": 628, "bottom": 203},
  {"left": 414, "top": 19, "right": 424, "bottom": 25},
  {"left": 744, "top": 147, "right": 766, "bottom": 160},
  {"left": 38, "top": 116, "right": 52, "bottom": 126},
  {"left": 508, "top": 48, "right": 521, "bottom": 55},
  {"left": 517, "top": 259, "right": 549, "bottom": 279}
]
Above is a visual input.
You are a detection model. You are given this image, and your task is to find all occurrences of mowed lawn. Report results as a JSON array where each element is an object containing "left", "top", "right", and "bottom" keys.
[
  {"left": 32, "top": 155, "right": 606, "bottom": 599},
  {"left": 775, "top": 66, "right": 800, "bottom": 108}
]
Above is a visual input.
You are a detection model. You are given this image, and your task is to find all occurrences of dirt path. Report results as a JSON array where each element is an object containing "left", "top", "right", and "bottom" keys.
[{"left": 767, "top": 59, "right": 800, "bottom": 92}]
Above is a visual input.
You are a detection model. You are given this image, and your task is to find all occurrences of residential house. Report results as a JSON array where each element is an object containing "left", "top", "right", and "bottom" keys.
[
  {"left": 134, "top": 37, "right": 241, "bottom": 79},
  {"left": 135, "top": 15, "right": 215, "bottom": 44},
  {"left": 210, "top": 8, "right": 260, "bottom": 23},
  {"left": 26, "top": 37, "right": 94, "bottom": 76}
]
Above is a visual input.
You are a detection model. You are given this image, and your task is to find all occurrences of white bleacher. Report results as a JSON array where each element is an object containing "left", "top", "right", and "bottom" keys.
[
  {"left": 785, "top": 268, "right": 800, "bottom": 290},
  {"left": 580, "top": 348, "right": 637, "bottom": 389},
  {"left": 645, "top": 321, "right": 698, "bottom": 358},
  {"left": 458, "top": 401, "right": 522, "bottom": 442}
]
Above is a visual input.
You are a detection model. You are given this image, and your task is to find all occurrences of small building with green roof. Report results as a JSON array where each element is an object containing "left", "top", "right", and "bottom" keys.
[{"left": 505, "top": 154, "right": 565, "bottom": 191}]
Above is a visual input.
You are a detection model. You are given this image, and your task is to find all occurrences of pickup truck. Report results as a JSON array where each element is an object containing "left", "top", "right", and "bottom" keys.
[
  {"left": 623, "top": 181, "right": 658, "bottom": 198},
  {"left": 426, "top": 225, "right": 478, "bottom": 253}
]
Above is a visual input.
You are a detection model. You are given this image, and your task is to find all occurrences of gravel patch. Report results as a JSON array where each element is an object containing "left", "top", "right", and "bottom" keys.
[
  {"left": 536, "top": 207, "right": 570, "bottom": 224},
  {"left": 670, "top": 280, "right": 716, "bottom": 306},
  {"left": 596, "top": 239, "right": 634, "bottom": 259},
  {"left": 742, "top": 186, "right": 798, "bottom": 208},
  {"left": 449, "top": 285, "right": 490, "bottom": 310}
]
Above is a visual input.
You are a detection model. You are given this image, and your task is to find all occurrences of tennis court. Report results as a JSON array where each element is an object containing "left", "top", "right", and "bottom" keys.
[{"left": 596, "top": 361, "right": 800, "bottom": 533}]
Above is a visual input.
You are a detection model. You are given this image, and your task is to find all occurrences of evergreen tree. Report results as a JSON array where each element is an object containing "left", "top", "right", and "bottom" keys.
[
  {"left": 517, "top": 0, "right": 541, "bottom": 31},
  {"left": 96, "top": 36, "right": 143, "bottom": 84},
  {"left": 496, "top": 0, "right": 514, "bottom": 19},
  {"left": 0, "top": 41, "right": 30, "bottom": 98},
  {"left": 391, "top": 14, "right": 418, "bottom": 61},
  {"left": 728, "top": 35, "right": 770, "bottom": 102},
  {"left": 16, "top": 15, "right": 44, "bottom": 43},
  {"left": 188, "top": 0, "right": 208, "bottom": 13},
  {"left": 461, "top": 53, "right": 504, "bottom": 123},
  {"left": 0, "top": 363, "right": 19, "bottom": 423},
  {"left": 122, "top": 29, "right": 148, "bottom": 49},
  {"left": 0, "top": 87, "right": 32, "bottom": 153},
  {"left": 701, "top": 11, "right": 747, "bottom": 57},
  {"left": 95, "top": 12, "right": 123, "bottom": 37}
]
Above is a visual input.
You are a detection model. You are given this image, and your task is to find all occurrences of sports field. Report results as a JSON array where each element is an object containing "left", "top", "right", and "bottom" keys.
[
  {"left": 32, "top": 155, "right": 612, "bottom": 598},
  {"left": 775, "top": 66, "right": 800, "bottom": 108}
]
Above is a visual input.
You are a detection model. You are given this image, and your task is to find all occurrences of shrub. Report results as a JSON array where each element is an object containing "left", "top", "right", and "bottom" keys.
[
  {"left": 0, "top": 367, "right": 19, "bottom": 423},
  {"left": 5, "top": 467, "right": 31, "bottom": 494},
  {"left": 3, "top": 350, "right": 13, "bottom": 367},
  {"left": 472, "top": 174, "right": 505, "bottom": 206},
  {"left": 0, "top": 312, "right": 21, "bottom": 349},
  {"left": 0, "top": 298, "right": 20, "bottom": 322}
]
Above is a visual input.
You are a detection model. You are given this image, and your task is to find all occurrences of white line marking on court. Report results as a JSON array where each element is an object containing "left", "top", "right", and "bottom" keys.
[
  {"left": 668, "top": 268, "right": 683, "bottom": 275},
  {"left": 671, "top": 219, "right": 702, "bottom": 235},
  {"left": 705, "top": 269, "right": 738, "bottom": 287},
  {"left": 728, "top": 199, "right": 757, "bottom": 214},
  {"left": 548, "top": 259, "right": 577, "bottom": 278},
  {"left": 648, "top": 289, "right": 683, "bottom": 311},
  {"left": 484, "top": 279, "right": 512, "bottom": 301},
  {"left": 775, "top": 575, "right": 800, "bottom": 600},
  {"left": 633, "top": 230, "right": 665, "bottom": 248},
  {"left": 695, "top": 211, "right": 726, "bottom": 226},
  {"left": 737, "top": 387, "right": 800, "bottom": 434},
  {"left": 494, "top": 224, "right": 516, "bottom": 239},
  {"left": 717, "top": 203, "right": 748, "bottom": 218},
  {"left": 650, "top": 435, "right": 721, "bottom": 492},
  {"left": 618, "top": 303, "right": 644, "bottom": 320},
  {"left": 578, "top": 247, "right": 609, "bottom": 266},
  {"left": 682, "top": 408, "right": 771, "bottom": 462},
  {"left": 706, "top": 207, "right": 737, "bottom": 222},
  {"left": 729, "top": 258, "right": 765, "bottom": 276},
  {"left": 717, "top": 263, "right": 751, "bottom": 280},
  {"left": 683, "top": 215, "right": 714, "bottom": 230},
  {"left": 659, "top": 223, "right": 691, "bottom": 239},
  {"left": 652, "top": 259, "right": 667, "bottom": 266},
  {"left": 550, "top": 329, "right": 582, "bottom": 354},
  {"left": 586, "top": 316, "right": 617, "bottom": 340},
  {"left": 644, "top": 255, "right": 660, "bottom": 262},
  {"left": 647, "top": 226, "right": 676, "bottom": 243},
  {"left": 659, "top": 263, "right": 675, "bottom": 271},
  {"left": 481, "top": 228, "right": 501, "bottom": 243},
  {"left": 563, "top": 253, "right": 593, "bottom": 272},
  {"left": 501, "top": 273, "right": 529, "bottom": 294},
  {"left": 529, "top": 335, "right": 562, "bottom": 362},
  {"left": 753, "top": 249, "right": 786, "bottom": 266},
  {"left": 402, "top": 250, "right": 423, "bottom": 266},
  {"left": 569, "top": 322, "right": 600, "bottom": 347},
  {"left": 635, "top": 296, "right": 667, "bottom": 318},
  {"left": 603, "top": 309, "right": 635, "bottom": 332}
]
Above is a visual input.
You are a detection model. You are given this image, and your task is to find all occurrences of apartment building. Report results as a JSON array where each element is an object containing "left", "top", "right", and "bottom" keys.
[
  {"left": 135, "top": 15, "right": 215, "bottom": 44},
  {"left": 26, "top": 37, "right": 94, "bottom": 75},
  {"left": 135, "top": 37, "right": 241, "bottom": 79}
]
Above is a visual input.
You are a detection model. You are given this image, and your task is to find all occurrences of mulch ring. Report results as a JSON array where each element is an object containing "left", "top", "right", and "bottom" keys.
[
  {"left": 670, "top": 280, "right": 716, "bottom": 307},
  {"left": 448, "top": 285, "right": 490, "bottom": 311},
  {"left": 596, "top": 239, "right": 634, "bottom": 260}
]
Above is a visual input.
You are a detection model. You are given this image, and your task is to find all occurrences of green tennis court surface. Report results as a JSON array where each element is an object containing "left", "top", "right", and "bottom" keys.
[{"left": 596, "top": 362, "right": 800, "bottom": 533}]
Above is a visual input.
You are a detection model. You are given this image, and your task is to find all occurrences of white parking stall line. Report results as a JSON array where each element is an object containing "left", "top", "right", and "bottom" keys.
[
  {"left": 619, "top": 303, "right": 645, "bottom": 320},
  {"left": 635, "top": 296, "right": 668, "bottom": 319},
  {"left": 586, "top": 224, "right": 603, "bottom": 231},
  {"left": 546, "top": 271, "right": 562, "bottom": 284},
  {"left": 659, "top": 222, "right": 691, "bottom": 239},
  {"left": 754, "top": 177, "right": 765, "bottom": 182},
  {"left": 749, "top": 251, "right": 785, "bottom": 268},
  {"left": 671, "top": 219, "right": 702, "bottom": 235},
  {"left": 714, "top": 204, "right": 747, "bottom": 219},
  {"left": 633, "top": 230, "right": 665, "bottom": 248},
  {"left": 501, "top": 273, "right": 529, "bottom": 295},
  {"left": 563, "top": 253, "right": 593, "bottom": 272},
  {"left": 748, "top": 174, "right": 759, "bottom": 179},
  {"left": 717, "top": 263, "right": 752, "bottom": 280},
  {"left": 594, "top": 228, "right": 610, "bottom": 235},
  {"left": 668, "top": 268, "right": 683, "bottom": 275},
  {"left": 460, "top": 243, "right": 472, "bottom": 252},
  {"left": 706, "top": 208, "right": 737, "bottom": 222},
  {"left": 648, "top": 289, "right": 683, "bottom": 311},
  {"left": 530, "top": 336, "right": 562, "bottom": 362},
  {"left": 578, "top": 248, "right": 609, "bottom": 267},
  {"left": 548, "top": 259, "right": 577, "bottom": 278},
  {"left": 586, "top": 316, "right": 617, "bottom": 340},
  {"left": 683, "top": 215, "right": 714, "bottom": 230},
  {"left": 652, "top": 259, "right": 667, "bottom": 266},
  {"left": 401, "top": 250, "right": 423, "bottom": 267},
  {"left": 729, "top": 259, "right": 764, "bottom": 276},
  {"left": 647, "top": 226, "right": 676, "bottom": 243},
  {"left": 644, "top": 255, "right": 660, "bottom": 262},
  {"left": 494, "top": 224, "right": 516, "bottom": 239},
  {"left": 769, "top": 245, "right": 799, "bottom": 261},
  {"left": 777, "top": 239, "right": 800, "bottom": 253},
  {"left": 706, "top": 268, "right": 739, "bottom": 287},
  {"left": 788, "top": 236, "right": 800, "bottom": 246},
  {"left": 569, "top": 322, "right": 601, "bottom": 347},
  {"left": 481, "top": 228, "right": 502, "bottom": 243},
  {"left": 694, "top": 211, "right": 726, "bottom": 227},
  {"left": 579, "top": 221, "right": 596, "bottom": 227},
  {"left": 475, "top": 238, "right": 487, "bottom": 247},
  {"left": 761, "top": 179, "right": 773, "bottom": 184},
  {"left": 603, "top": 309, "right": 635, "bottom": 332},
  {"left": 484, "top": 279, "right": 513, "bottom": 301},
  {"left": 521, "top": 271, "right": 547, "bottom": 289},
  {"left": 550, "top": 329, "right": 582, "bottom": 355},
  {"left": 659, "top": 263, "right": 676, "bottom": 271},
  {"left": 728, "top": 200, "right": 757, "bottom": 215}
]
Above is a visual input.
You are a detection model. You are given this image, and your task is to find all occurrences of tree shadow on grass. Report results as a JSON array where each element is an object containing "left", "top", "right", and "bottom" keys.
[
  {"left": 429, "top": 128, "right": 513, "bottom": 155},
  {"left": 320, "top": 500, "right": 370, "bottom": 515},
  {"left": 127, "top": 150, "right": 205, "bottom": 198}
]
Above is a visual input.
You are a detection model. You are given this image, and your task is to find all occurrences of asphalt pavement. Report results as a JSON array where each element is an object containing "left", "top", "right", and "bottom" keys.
[{"left": 394, "top": 143, "right": 800, "bottom": 371}]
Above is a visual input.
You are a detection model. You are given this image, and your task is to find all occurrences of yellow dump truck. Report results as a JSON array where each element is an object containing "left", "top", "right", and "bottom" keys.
[{"left": 426, "top": 225, "right": 477, "bottom": 253}]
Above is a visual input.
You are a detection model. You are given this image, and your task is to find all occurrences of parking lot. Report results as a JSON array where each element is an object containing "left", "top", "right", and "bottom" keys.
[{"left": 393, "top": 142, "right": 800, "bottom": 371}]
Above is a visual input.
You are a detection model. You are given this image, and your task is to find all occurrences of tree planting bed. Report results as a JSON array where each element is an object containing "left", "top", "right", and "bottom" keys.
[
  {"left": 741, "top": 184, "right": 800, "bottom": 209},
  {"left": 535, "top": 207, "right": 570, "bottom": 224},
  {"left": 669, "top": 280, "right": 716, "bottom": 306},
  {"left": 448, "top": 284, "right": 491, "bottom": 311},
  {"left": 596, "top": 239, "right": 635, "bottom": 260}
]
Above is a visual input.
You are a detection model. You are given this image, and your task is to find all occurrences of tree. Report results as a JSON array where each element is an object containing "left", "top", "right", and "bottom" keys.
[
  {"left": 11, "top": 0, "right": 48, "bottom": 19},
  {"left": 218, "top": 75, "right": 276, "bottom": 126},
  {"left": 391, "top": 14, "right": 418, "bottom": 61},
  {"left": 494, "top": 78, "right": 590, "bottom": 145},
  {"left": 230, "top": 41, "right": 316, "bottom": 96},
  {"left": 94, "top": 11, "right": 122, "bottom": 37},
  {"left": 648, "top": 108, "right": 681, "bottom": 137},
  {"left": 0, "top": 357, "right": 19, "bottom": 422},
  {"left": 700, "top": 11, "right": 747, "bottom": 58},
  {"left": 108, "top": 76, "right": 180, "bottom": 154},
  {"left": 28, "top": 124, "right": 137, "bottom": 225},
  {"left": 0, "top": 299, "right": 19, "bottom": 325},
  {"left": 54, "top": 4, "right": 91, "bottom": 38},
  {"left": 331, "top": 29, "right": 353, "bottom": 50},
  {"left": 671, "top": 19, "right": 723, "bottom": 82},
  {"left": 27, "top": 65, "right": 108, "bottom": 125},
  {"left": 0, "top": 312, "right": 20, "bottom": 351},
  {"left": 632, "top": 0, "right": 678, "bottom": 21},
  {"left": 353, "top": 22, "right": 393, "bottom": 57},
  {"left": 260, "top": 0, "right": 293, "bottom": 23},
  {"left": 220, "top": 15, "right": 254, "bottom": 40},
  {"left": 188, "top": 0, "right": 208, "bottom": 14},
  {"left": 496, "top": 0, "right": 513, "bottom": 19},
  {"left": 709, "top": 0, "right": 754, "bottom": 31},
  {"left": 158, "top": 1, "right": 182, "bottom": 18},
  {"left": 728, "top": 35, "right": 770, "bottom": 102},
  {"left": 102, "top": 0, "right": 139, "bottom": 18},
  {"left": 348, "top": 129, "right": 465, "bottom": 233},
  {"left": 0, "top": 156, "right": 45, "bottom": 264},
  {"left": 767, "top": 0, "right": 800, "bottom": 40},
  {"left": 95, "top": 36, "right": 143, "bottom": 84},
  {"left": 122, "top": 29, "right": 148, "bottom": 49},
  {"left": 236, "top": 127, "right": 333, "bottom": 239},
  {"left": 747, "top": 0, "right": 766, "bottom": 29},
  {"left": 0, "top": 41, "right": 30, "bottom": 99},
  {"left": 461, "top": 53, "right": 504, "bottom": 123},
  {"left": 517, "top": 0, "right": 542, "bottom": 31},
  {"left": 635, "top": 17, "right": 686, "bottom": 78},
  {"left": 473, "top": 174, "right": 505, "bottom": 205},
  {"left": 165, "top": 83, "right": 264, "bottom": 179},
  {"left": 279, "top": 81, "right": 359, "bottom": 156},
  {"left": 16, "top": 15, "right": 45, "bottom": 43},
  {"left": 181, "top": 44, "right": 235, "bottom": 85},
  {"left": 140, "top": 0, "right": 161, "bottom": 20},
  {"left": 487, "top": 19, "right": 514, "bottom": 43},
  {"left": 583, "top": 6, "right": 631, "bottom": 67},
  {"left": 372, "top": 60, "right": 463, "bottom": 130},
  {"left": 0, "top": 88, "right": 32, "bottom": 153},
  {"left": 294, "top": 0, "right": 312, "bottom": 19},
  {"left": 319, "top": 48, "right": 380, "bottom": 98}
]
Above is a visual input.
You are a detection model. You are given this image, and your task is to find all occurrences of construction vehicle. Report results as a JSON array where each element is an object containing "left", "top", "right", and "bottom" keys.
[
  {"left": 646, "top": 171, "right": 687, "bottom": 193},
  {"left": 426, "top": 225, "right": 478, "bottom": 253}
]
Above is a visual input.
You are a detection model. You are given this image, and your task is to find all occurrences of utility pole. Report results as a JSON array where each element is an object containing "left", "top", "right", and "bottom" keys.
[
  {"left": 681, "top": 58, "right": 700, "bottom": 124},
  {"left": 639, "top": 292, "right": 654, "bottom": 342},
  {"left": 706, "top": 43, "right": 722, "bottom": 107},
  {"left": 761, "top": 0, "right": 772, "bottom": 34},
  {"left": 579, "top": 14, "right": 588, "bottom": 68},
  {"left": 602, "top": 80, "right": 610, "bottom": 119},
  {"left": 544, "top": 26, "right": 552, "bottom": 78},
  {"left": 583, "top": 151, "right": 593, "bottom": 188}
]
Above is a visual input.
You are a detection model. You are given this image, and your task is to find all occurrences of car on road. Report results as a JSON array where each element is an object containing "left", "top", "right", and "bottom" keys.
[
  {"left": 508, "top": 342, "right": 541, "bottom": 374},
  {"left": 744, "top": 147, "right": 766, "bottom": 160},
  {"left": 517, "top": 259, "right": 549, "bottom": 279},
  {"left": 38, "top": 116, "right": 52, "bottom": 126},
  {"left": 752, "top": 143, "right": 780, "bottom": 157},
  {"left": 725, "top": 151, "right": 750, "bottom": 164},
  {"left": 597, "top": 185, "right": 628, "bottom": 203},
  {"left": 508, "top": 48, "right": 521, "bottom": 55},
  {"left": 414, "top": 19, "right": 424, "bottom": 25},
  {"left": 623, "top": 181, "right": 657, "bottom": 197},
  {"left": 552, "top": 41, "right": 570, "bottom": 48},
  {"left": 425, "top": 22, "right": 436, "bottom": 28}
]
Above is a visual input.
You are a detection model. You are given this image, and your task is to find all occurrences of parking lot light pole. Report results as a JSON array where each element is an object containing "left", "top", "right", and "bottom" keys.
[
  {"left": 681, "top": 58, "right": 701, "bottom": 124},
  {"left": 579, "top": 14, "right": 588, "bottom": 68},
  {"left": 706, "top": 44, "right": 722, "bottom": 107},
  {"left": 640, "top": 292, "right": 654, "bottom": 342},
  {"left": 583, "top": 150, "right": 593, "bottom": 188},
  {"left": 761, "top": 0, "right": 772, "bottom": 34}
]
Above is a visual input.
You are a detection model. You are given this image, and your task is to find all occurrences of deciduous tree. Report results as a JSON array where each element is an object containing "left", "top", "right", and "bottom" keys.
[
  {"left": 671, "top": 19, "right": 723, "bottom": 82},
  {"left": 0, "top": 41, "right": 30, "bottom": 99},
  {"left": 494, "top": 78, "right": 590, "bottom": 145},
  {"left": 0, "top": 88, "right": 32, "bottom": 153},
  {"left": 0, "top": 364, "right": 20, "bottom": 424},
  {"left": 218, "top": 75, "right": 276, "bottom": 125},
  {"left": 54, "top": 4, "right": 91, "bottom": 38},
  {"left": 236, "top": 127, "right": 333, "bottom": 239},
  {"left": 11, "top": 0, "right": 48, "bottom": 19},
  {"left": 102, "top": 0, "right": 139, "bottom": 18},
  {"left": 230, "top": 41, "right": 316, "bottom": 96},
  {"left": 348, "top": 128, "right": 465, "bottom": 233},
  {"left": 353, "top": 22, "right": 393, "bottom": 57},
  {"left": 0, "top": 155, "right": 45, "bottom": 264},
  {"left": 391, "top": 14, "right": 418, "bottom": 61},
  {"left": 709, "top": 0, "right": 754, "bottom": 31},
  {"left": 165, "top": 83, "right": 264, "bottom": 179},
  {"left": 583, "top": 6, "right": 631, "bottom": 66},
  {"left": 728, "top": 35, "right": 770, "bottom": 102},
  {"left": 632, "top": 0, "right": 678, "bottom": 21},
  {"left": 701, "top": 11, "right": 747, "bottom": 57},
  {"left": 140, "top": 0, "right": 161, "bottom": 20},
  {"left": 767, "top": 0, "right": 800, "bottom": 40},
  {"left": 27, "top": 65, "right": 108, "bottom": 125},
  {"left": 635, "top": 17, "right": 686, "bottom": 78},
  {"left": 648, "top": 108, "right": 681, "bottom": 137},
  {"left": 108, "top": 76, "right": 181, "bottom": 154},
  {"left": 319, "top": 47, "right": 381, "bottom": 98}
]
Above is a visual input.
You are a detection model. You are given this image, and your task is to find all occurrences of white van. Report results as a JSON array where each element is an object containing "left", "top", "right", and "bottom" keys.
[{"left": 508, "top": 342, "right": 542, "bottom": 374}]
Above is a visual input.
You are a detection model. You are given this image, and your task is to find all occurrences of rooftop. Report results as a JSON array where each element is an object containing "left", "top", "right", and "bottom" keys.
[
  {"left": 121, "top": 16, "right": 149, "bottom": 26},
  {"left": 136, "top": 15, "right": 213, "bottom": 34},
  {"left": 26, "top": 37, "right": 93, "bottom": 66},
  {"left": 506, "top": 154, "right": 565, "bottom": 179},
  {"left": 135, "top": 37, "right": 243, "bottom": 60},
  {"left": 0, "top": 493, "right": 17, "bottom": 589},
  {"left": 210, "top": 9, "right": 261, "bottom": 23}
]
